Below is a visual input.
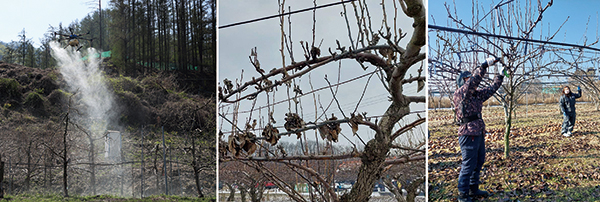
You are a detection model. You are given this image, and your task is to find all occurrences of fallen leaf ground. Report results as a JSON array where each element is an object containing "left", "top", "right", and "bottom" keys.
[{"left": 428, "top": 103, "right": 600, "bottom": 201}]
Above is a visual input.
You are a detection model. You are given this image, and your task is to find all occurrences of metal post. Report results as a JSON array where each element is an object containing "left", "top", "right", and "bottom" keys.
[
  {"left": 526, "top": 90, "right": 529, "bottom": 118},
  {"left": 8, "top": 157, "right": 11, "bottom": 195},
  {"left": 438, "top": 92, "right": 441, "bottom": 109},
  {"left": 99, "top": 0, "right": 102, "bottom": 50},
  {"left": 0, "top": 154, "right": 3, "bottom": 198},
  {"left": 178, "top": 155, "right": 182, "bottom": 195},
  {"left": 162, "top": 126, "right": 168, "bottom": 195},
  {"left": 169, "top": 146, "right": 172, "bottom": 195},
  {"left": 141, "top": 129, "right": 144, "bottom": 198},
  {"left": 120, "top": 133, "right": 124, "bottom": 197}
]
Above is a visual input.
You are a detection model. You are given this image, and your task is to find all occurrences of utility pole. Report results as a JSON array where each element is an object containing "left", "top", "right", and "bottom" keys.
[{"left": 99, "top": 0, "right": 102, "bottom": 50}]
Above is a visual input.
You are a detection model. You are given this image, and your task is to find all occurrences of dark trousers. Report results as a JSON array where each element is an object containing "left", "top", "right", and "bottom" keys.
[
  {"left": 562, "top": 112, "right": 576, "bottom": 134},
  {"left": 457, "top": 134, "right": 485, "bottom": 194}
]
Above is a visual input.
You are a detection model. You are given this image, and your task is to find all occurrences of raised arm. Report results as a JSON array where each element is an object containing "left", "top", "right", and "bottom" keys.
[
  {"left": 479, "top": 73, "right": 504, "bottom": 101},
  {"left": 574, "top": 86, "right": 582, "bottom": 98},
  {"left": 461, "top": 57, "right": 497, "bottom": 97}
]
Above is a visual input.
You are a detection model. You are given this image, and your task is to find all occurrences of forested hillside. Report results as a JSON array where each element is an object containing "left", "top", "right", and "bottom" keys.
[
  {"left": 1, "top": 0, "right": 215, "bottom": 85},
  {"left": 0, "top": 0, "right": 216, "bottom": 199}
]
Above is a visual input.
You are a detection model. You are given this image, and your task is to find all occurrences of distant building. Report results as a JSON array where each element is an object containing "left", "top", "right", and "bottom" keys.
[{"left": 541, "top": 86, "right": 561, "bottom": 94}]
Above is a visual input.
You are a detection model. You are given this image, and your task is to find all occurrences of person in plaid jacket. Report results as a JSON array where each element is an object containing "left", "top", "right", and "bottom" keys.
[{"left": 453, "top": 57, "right": 506, "bottom": 202}]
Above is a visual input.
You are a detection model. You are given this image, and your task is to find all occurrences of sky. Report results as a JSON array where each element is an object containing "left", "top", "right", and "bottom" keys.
[
  {"left": 0, "top": 0, "right": 109, "bottom": 46},
  {"left": 428, "top": 0, "right": 600, "bottom": 89},
  {"left": 218, "top": 1, "right": 426, "bottom": 149},
  {"left": 429, "top": 0, "right": 600, "bottom": 46}
]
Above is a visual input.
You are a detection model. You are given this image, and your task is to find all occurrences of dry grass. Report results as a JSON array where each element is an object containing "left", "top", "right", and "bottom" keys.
[{"left": 429, "top": 103, "right": 600, "bottom": 201}]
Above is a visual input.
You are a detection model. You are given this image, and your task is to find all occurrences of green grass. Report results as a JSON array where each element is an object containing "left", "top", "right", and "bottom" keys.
[
  {"left": 23, "top": 91, "right": 45, "bottom": 108},
  {"left": 0, "top": 77, "right": 22, "bottom": 98},
  {"left": 429, "top": 103, "right": 600, "bottom": 201},
  {"left": 108, "top": 75, "right": 143, "bottom": 94},
  {"left": 2, "top": 194, "right": 214, "bottom": 202}
]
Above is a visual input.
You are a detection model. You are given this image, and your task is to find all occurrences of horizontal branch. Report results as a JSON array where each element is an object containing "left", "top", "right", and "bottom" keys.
[
  {"left": 390, "top": 117, "right": 426, "bottom": 140},
  {"left": 401, "top": 76, "right": 425, "bottom": 84},
  {"left": 390, "top": 145, "right": 425, "bottom": 153},
  {"left": 383, "top": 154, "right": 425, "bottom": 166},
  {"left": 222, "top": 45, "right": 395, "bottom": 103},
  {"left": 222, "top": 152, "right": 361, "bottom": 162}
]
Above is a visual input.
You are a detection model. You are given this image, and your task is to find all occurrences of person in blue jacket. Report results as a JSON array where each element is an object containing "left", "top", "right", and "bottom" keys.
[{"left": 559, "top": 85, "right": 582, "bottom": 137}]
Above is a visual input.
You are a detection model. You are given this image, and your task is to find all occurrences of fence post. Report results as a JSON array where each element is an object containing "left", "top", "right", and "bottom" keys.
[
  {"left": 8, "top": 157, "right": 11, "bottom": 195},
  {"left": 162, "top": 126, "right": 168, "bottom": 195},
  {"left": 177, "top": 155, "right": 181, "bottom": 195},
  {"left": 0, "top": 154, "right": 4, "bottom": 198},
  {"left": 120, "top": 133, "right": 124, "bottom": 197},
  {"left": 526, "top": 91, "right": 529, "bottom": 118},
  {"left": 169, "top": 146, "right": 172, "bottom": 195},
  {"left": 141, "top": 128, "right": 144, "bottom": 198}
]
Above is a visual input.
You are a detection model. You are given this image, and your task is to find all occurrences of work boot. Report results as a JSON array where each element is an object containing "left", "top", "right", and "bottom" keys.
[
  {"left": 470, "top": 184, "right": 491, "bottom": 197},
  {"left": 457, "top": 192, "right": 473, "bottom": 202}
]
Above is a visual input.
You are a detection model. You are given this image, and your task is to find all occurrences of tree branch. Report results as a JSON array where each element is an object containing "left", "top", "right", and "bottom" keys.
[
  {"left": 383, "top": 154, "right": 425, "bottom": 166},
  {"left": 223, "top": 152, "right": 361, "bottom": 162},
  {"left": 390, "top": 117, "right": 426, "bottom": 140},
  {"left": 221, "top": 45, "right": 395, "bottom": 103}
]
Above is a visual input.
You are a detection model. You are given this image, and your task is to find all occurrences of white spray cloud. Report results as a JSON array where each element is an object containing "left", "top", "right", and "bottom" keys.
[{"left": 50, "top": 41, "right": 116, "bottom": 134}]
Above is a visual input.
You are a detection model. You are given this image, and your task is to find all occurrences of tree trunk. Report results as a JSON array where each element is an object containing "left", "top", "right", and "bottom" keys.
[
  {"left": 226, "top": 183, "right": 235, "bottom": 201},
  {"left": 383, "top": 177, "right": 405, "bottom": 202},
  {"left": 250, "top": 182, "right": 264, "bottom": 202},
  {"left": 89, "top": 136, "right": 96, "bottom": 195},
  {"left": 503, "top": 104, "right": 513, "bottom": 159},
  {"left": 193, "top": 162, "right": 203, "bottom": 197},
  {"left": 63, "top": 115, "right": 69, "bottom": 197},
  {"left": 405, "top": 176, "right": 425, "bottom": 202},
  {"left": 341, "top": 103, "right": 409, "bottom": 202},
  {"left": 191, "top": 134, "right": 204, "bottom": 197},
  {"left": 239, "top": 186, "right": 247, "bottom": 202},
  {"left": 44, "top": 159, "right": 48, "bottom": 190}
]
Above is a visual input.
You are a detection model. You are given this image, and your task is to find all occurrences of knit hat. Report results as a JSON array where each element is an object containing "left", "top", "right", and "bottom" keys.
[{"left": 456, "top": 71, "right": 472, "bottom": 87}]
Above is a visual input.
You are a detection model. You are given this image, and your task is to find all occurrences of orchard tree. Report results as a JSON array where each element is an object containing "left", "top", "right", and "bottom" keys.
[
  {"left": 219, "top": 0, "right": 426, "bottom": 201},
  {"left": 429, "top": 0, "right": 570, "bottom": 158}
]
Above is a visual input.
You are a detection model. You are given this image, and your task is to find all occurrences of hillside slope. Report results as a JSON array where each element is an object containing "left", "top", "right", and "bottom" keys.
[{"left": 0, "top": 60, "right": 215, "bottom": 197}]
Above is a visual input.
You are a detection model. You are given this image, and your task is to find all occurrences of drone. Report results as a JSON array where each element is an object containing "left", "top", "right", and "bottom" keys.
[{"left": 54, "top": 27, "right": 93, "bottom": 51}]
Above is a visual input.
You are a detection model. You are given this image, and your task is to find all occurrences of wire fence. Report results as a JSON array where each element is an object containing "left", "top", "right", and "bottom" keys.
[{"left": 0, "top": 127, "right": 214, "bottom": 198}]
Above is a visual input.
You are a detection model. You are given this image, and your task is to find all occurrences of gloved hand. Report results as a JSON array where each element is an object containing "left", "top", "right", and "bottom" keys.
[
  {"left": 578, "top": 86, "right": 581, "bottom": 91},
  {"left": 502, "top": 67, "right": 510, "bottom": 77},
  {"left": 482, "top": 57, "right": 499, "bottom": 67}
]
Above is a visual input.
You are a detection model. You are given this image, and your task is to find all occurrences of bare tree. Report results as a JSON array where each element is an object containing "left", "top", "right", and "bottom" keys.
[
  {"left": 546, "top": 46, "right": 600, "bottom": 110},
  {"left": 429, "top": 0, "right": 569, "bottom": 158},
  {"left": 42, "top": 92, "right": 78, "bottom": 197},
  {"left": 219, "top": 0, "right": 426, "bottom": 201}
]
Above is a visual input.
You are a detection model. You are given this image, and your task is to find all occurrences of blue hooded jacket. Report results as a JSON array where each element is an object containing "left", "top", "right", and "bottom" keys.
[{"left": 560, "top": 88, "right": 582, "bottom": 114}]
